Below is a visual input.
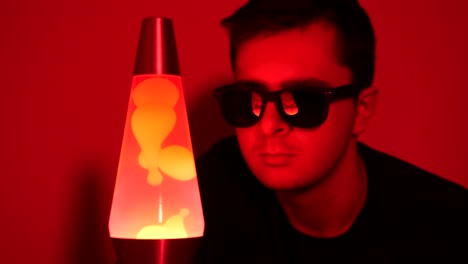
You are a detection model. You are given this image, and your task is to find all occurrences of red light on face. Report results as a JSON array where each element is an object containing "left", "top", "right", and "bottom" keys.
[{"left": 109, "top": 74, "right": 204, "bottom": 239}]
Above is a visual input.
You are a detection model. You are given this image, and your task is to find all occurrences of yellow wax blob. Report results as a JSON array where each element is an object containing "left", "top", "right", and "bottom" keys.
[
  {"left": 159, "top": 145, "right": 197, "bottom": 181},
  {"left": 132, "top": 78, "right": 179, "bottom": 108},
  {"left": 130, "top": 77, "right": 184, "bottom": 186},
  {"left": 136, "top": 209, "right": 190, "bottom": 239}
]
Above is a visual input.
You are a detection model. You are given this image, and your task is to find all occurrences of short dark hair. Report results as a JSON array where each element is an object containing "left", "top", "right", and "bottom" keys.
[{"left": 221, "top": 0, "right": 376, "bottom": 88}]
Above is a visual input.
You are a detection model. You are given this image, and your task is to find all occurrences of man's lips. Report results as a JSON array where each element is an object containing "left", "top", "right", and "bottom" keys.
[
  {"left": 258, "top": 153, "right": 296, "bottom": 166},
  {"left": 259, "top": 152, "right": 296, "bottom": 156}
]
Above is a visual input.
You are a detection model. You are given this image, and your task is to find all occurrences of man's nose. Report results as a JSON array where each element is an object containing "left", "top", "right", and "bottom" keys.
[{"left": 257, "top": 102, "right": 291, "bottom": 136}]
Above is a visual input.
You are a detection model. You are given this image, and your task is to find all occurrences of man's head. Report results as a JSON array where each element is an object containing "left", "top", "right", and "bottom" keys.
[
  {"left": 216, "top": 0, "right": 378, "bottom": 191},
  {"left": 222, "top": 0, "right": 376, "bottom": 88}
]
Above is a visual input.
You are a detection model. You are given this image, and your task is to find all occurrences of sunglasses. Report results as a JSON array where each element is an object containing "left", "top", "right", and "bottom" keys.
[{"left": 214, "top": 81, "right": 363, "bottom": 128}]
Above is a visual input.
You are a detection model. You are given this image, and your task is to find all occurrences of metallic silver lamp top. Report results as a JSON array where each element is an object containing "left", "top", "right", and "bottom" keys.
[{"left": 133, "top": 17, "right": 181, "bottom": 75}]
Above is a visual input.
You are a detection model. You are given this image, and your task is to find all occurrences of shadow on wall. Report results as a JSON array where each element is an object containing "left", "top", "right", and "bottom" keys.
[
  {"left": 63, "top": 160, "right": 117, "bottom": 264},
  {"left": 188, "top": 77, "right": 235, "bottom": 158}
]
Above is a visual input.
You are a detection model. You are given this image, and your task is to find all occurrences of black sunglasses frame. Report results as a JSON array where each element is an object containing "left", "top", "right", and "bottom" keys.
[{"left": 214, "top": 82, "right": 363, "bottom": 128}]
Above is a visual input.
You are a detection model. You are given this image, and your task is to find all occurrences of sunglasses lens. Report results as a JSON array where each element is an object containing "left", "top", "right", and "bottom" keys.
[
  {"left": 280, "top": 92, "right": 299, "bottom": 116},
  {"left": 287, "top": 90, "right": 328, "bottom": 128},
  {"left": 251, "top": 92, "right": 262, "bottom": 117},
  {"left": 215, "top": 85, "right": 331, "bottom": 128},
  {"left": 216, "top": 89, "right": 261, "bottom": 127}
]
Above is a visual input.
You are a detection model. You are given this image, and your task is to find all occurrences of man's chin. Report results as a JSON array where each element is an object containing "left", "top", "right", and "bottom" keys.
[
  {"left": 256, "top": 176, "right": 311, "bottom": 193},
  {"left": 254, "top": 171, "right": 325, "bottom": 193}
]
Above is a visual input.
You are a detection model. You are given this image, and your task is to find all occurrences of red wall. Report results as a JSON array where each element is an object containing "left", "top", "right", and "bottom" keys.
[{"left": 1, "top": 0, "right": 466, "bottom": 263}]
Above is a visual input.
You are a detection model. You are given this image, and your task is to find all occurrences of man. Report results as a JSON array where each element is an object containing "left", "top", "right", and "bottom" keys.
[{"left": 195, "top": 0, "right": 468, "bottom": 263}]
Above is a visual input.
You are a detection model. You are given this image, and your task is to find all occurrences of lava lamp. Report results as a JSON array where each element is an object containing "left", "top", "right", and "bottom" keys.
[{"left": 109, "top": 17, "right": 204, "bottom": 264}]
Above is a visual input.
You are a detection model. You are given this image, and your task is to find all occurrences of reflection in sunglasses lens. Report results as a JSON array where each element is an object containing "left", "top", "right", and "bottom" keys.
[
  {"left": 281, "top": 91, "right": 298, "bottom": 115},
  {"left": 251, "top": 92, "right": 262, "bottom": 117}
]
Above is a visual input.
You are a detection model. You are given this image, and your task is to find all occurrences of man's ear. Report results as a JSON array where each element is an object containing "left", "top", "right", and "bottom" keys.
[{"left": 353, "top": 86, "right": 379, "bottom": 136}]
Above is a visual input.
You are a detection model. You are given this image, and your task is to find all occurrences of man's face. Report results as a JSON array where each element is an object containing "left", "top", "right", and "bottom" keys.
[{"left": 234, "top": 21, "right": 357, "bottom": 191}]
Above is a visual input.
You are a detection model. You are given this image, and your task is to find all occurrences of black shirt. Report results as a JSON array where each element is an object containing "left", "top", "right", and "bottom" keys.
[{"left": 195, "top": 136, "right": 468, "bottom": 263}]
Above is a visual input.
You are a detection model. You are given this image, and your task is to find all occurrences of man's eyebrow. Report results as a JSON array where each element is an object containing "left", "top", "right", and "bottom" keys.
[
  {"left": 233, "top": 78, "right": 331, "bottom": 90},
  {"left": 231, "top": 80, "right": 268, "bottom": 91},
  {"left": 281, "top": 78, "right": 331, "bottom": 88},
  {"left": 234, "top": 80, "right": 266, "bottom": 87}
]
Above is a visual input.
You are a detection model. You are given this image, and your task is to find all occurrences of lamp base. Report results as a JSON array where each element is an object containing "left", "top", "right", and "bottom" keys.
[{"left": 112, "top": 237, "right": 202, "bottom": 264}]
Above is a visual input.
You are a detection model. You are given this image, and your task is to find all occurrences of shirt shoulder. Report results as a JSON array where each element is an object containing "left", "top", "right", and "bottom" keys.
[
  {"left": 358, "top": 142, "right": 468, "bottom": 241},
  {"left": 194, "top": 137, "right": 282, "bottom": 263},
  {"left": 195, "top": 136, "right": 252, "bottom": 190},
  {"left": 195, "top": 135, "right": 272, "bottom": 221},
  {"left": 358, "top": 142, "right": 467, "bottom": 204}
]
